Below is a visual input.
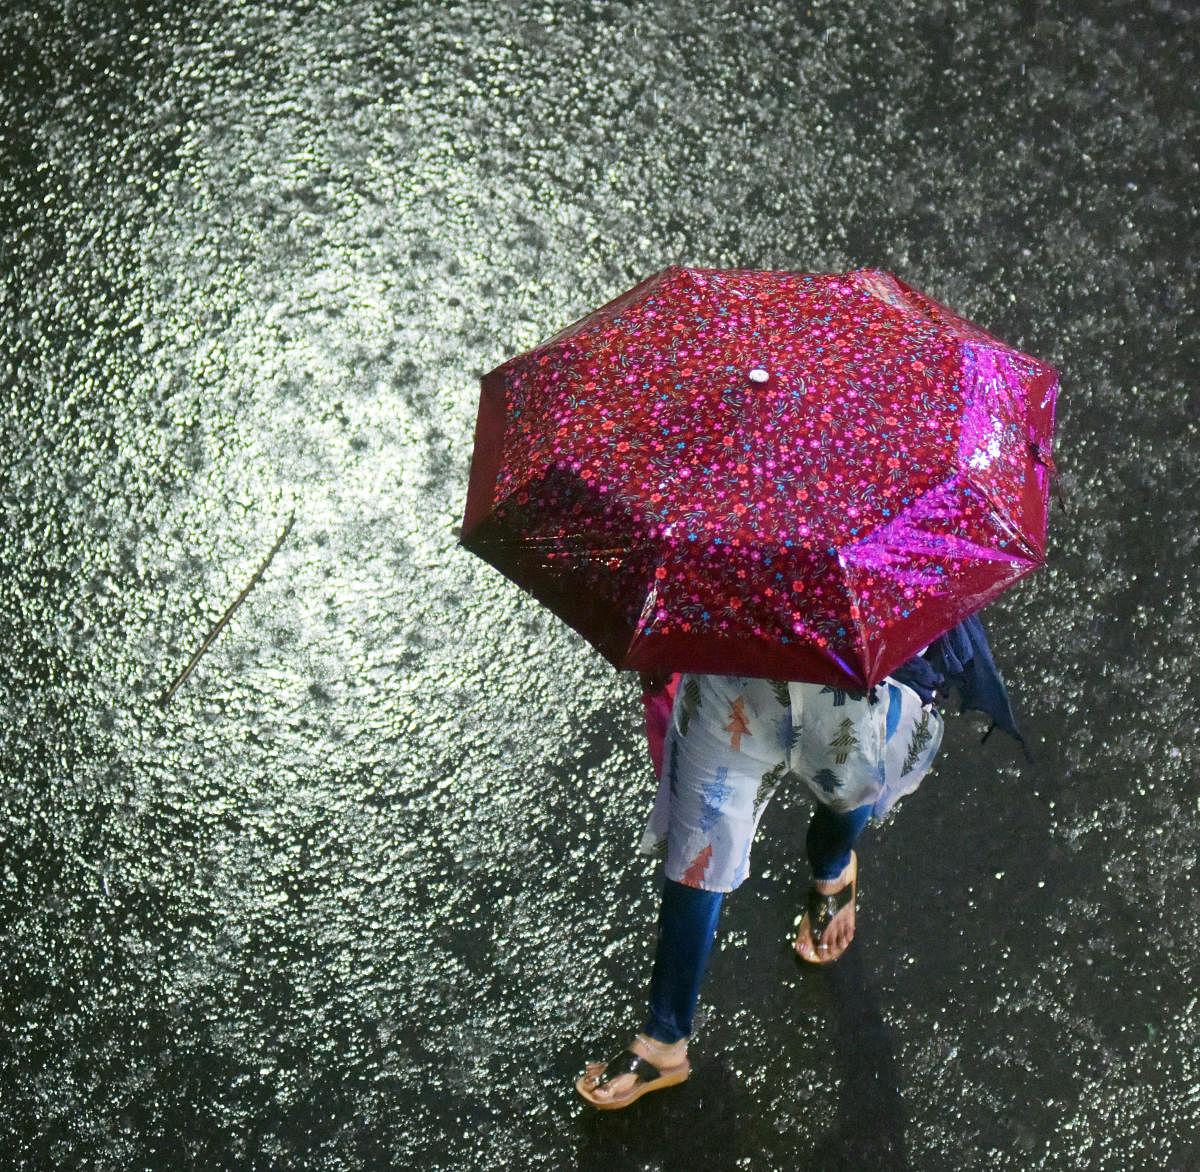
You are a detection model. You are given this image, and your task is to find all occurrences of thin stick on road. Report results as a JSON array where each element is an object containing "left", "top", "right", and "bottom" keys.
[{"left": 158, "top": 512, "right": 296, "bottom": 708}]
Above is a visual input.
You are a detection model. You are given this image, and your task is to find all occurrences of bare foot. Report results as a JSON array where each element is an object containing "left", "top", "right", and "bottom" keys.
[
  {"left": 576, "top": 1033, "right": 689, "bottom": 1107},
  {"left": 794, "top": 852, "right": 857, "bottom": 964}
]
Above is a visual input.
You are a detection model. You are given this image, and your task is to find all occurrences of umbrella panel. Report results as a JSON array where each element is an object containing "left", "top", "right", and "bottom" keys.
[{"left": 462, "top": 268, "right": 1057, "bottom": 688}]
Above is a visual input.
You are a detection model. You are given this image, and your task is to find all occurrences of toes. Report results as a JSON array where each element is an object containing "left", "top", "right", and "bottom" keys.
[
  {"left": 794, "top": 916, "right": 817, "bottom": 959},
  {"left": 582, "top": 1066, "right": 636, "bottom": 1099},
  {"left": 796, "top": 906, "right": 856, "bottom": 962},
  {"left": 816, "top": 908, "right": 854, "bottom": 956},
  {"left": 825, "top": 910, "right": 855, "bottom": 955},
  {"left": 594, "top": 1074, "right": 634, "bottom": 1099}
]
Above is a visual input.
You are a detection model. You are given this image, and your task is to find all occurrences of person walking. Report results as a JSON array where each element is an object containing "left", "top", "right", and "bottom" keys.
[{"left": 576, "top": 614, "right": 1021, "bottom": 1109}]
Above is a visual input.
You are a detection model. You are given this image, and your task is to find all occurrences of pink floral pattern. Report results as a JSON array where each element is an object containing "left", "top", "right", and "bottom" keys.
[{"left": 462, "top": 267, "right": 1058, "bottom": 688}]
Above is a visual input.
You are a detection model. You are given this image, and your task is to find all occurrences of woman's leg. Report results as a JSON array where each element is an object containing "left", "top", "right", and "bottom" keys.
[
  {"left": 805, "top": 802, "right": 872, "bottom": 882},
  {"left": 580, "top": 879, "right": 723, "bottom": 1105},
  {"left": 789, "top": 681, "right": 945, "bottom": 963},
  {"left": 643, "top": 879, "right": 724, "bottom": 1043},
  {"left": 796, "top": 802, "right": 872, "bottom": 962},
  {"left": 581, "top": 676, "right": 786, "bottom": 1105}
]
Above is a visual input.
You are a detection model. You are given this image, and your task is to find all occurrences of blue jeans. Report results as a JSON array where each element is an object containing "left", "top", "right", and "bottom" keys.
[
  {"left": 643, "top": 803, "right": 870, "bottom": 1043},
  {"left": 806, "top": 801, "right": 871, "bottom": 881}
]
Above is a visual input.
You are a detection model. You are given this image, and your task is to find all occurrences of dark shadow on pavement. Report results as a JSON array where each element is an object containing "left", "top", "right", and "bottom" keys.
[{"left": 804, "top": 942, "right": 911, "bottom": 1171}]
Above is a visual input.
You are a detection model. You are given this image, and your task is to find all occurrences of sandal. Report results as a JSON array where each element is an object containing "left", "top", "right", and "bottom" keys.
[
  {"left": 575, "top": 1044, "right": 690, "bottom": 1109},
  {"left": 794, "top": 851, "right": 857, "bottom": 965}
]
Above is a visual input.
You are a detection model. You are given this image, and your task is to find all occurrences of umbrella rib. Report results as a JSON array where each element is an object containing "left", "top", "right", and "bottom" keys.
[
  {"left": 511, "top": 536, "right": 635, "bottom": 557},
  {"left": 835, "top": 554, "right": 875, "bottom": 684}
]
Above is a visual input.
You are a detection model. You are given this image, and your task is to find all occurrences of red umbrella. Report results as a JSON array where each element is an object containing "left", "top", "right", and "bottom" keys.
[{"left": 461, "top": 267, "right": 1057, "bottom": 689}]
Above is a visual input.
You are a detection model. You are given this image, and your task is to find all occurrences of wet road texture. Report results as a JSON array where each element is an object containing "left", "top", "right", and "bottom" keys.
[{"left": 2, "top": 2, "right": 1197, "bottom": 1169}]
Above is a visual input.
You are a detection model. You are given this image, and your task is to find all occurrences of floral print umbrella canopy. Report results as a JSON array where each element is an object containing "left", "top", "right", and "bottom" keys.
[{"left": 461, "top": 267, "right": 1058, "bottom": 689}]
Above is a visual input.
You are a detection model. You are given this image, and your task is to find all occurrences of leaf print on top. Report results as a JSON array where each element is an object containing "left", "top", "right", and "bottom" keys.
[
  {"left": 724, "top": 696, "right": 751, "bottom": 750},
  {"left": 682, "top": 844, "right": 713, "bottom": 886},
  {"left": 902, "top": 709, "right": 934, "bottom": 774},
  {"left": 829, "top": 716, "right": 859, "bottom": 764},
  {"left": 813, "top": 767, "right": 842, "bottom": 794},
  {"left": 754, "top": 761, "right": 787, "bottom": 817},
  {"left": 679, "top": 676, "right": 703, "bottom": 736},
  {"left": 698, "top": 767, "right": 734, "bottom": 833},
  {"left": 777, "top": 713, "right": 800, "bottom": 753},
  {"left": 820, "top": 685, "right": 868, "bottom": 707}
]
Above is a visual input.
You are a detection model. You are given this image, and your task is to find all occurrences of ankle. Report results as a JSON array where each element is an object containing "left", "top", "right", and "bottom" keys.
[
  {"left": 811, "top": 854, "right": 855, "bottom": 892},
  {"left": 636, "top": 1032, "right": 688, "bottom": 1057}
]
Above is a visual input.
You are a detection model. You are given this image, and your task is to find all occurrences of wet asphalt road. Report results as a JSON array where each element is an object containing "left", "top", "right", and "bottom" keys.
[{"left": 2, "top": 1, "right": 1198, "bottom": 1168}]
